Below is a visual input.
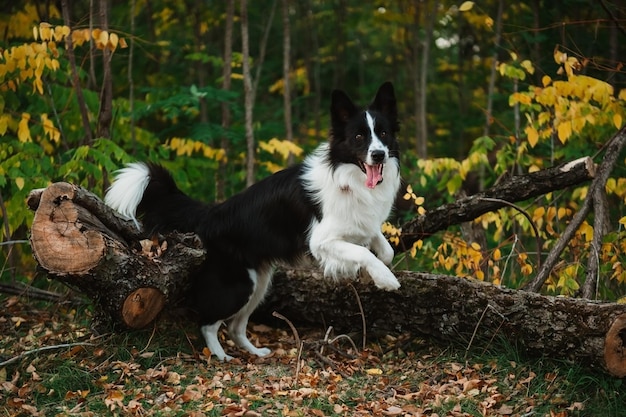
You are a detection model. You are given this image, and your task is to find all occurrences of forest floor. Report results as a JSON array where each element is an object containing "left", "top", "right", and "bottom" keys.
[{"left": 0, "top": 290, "right": 624, "bottom": 417}]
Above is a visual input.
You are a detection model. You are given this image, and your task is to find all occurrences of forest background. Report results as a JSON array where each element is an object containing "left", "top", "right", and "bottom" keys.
[{"left": 1, "top": 0, "right": 626, "bottom": 300}]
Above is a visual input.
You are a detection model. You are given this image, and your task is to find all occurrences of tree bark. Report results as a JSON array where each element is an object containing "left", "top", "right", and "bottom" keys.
[
  {"left": 255, "top": 269, "right": 626, "bottom": 377},
  {"left": 240, "top": 0, "right": 255, "bottom": 187},
  {"left": 217, "top": 0, "right": 235, "bottom": 201},
  {"left": 96, "top": 0, "right": 113, "bottom": 140},
  {"left": 27, "top": 183, "right": 205, "bottom": 332}
]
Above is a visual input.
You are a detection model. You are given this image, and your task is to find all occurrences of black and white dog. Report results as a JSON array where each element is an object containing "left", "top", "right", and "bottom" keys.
[{"left": 105, "top": 82, "right": 401, "bottom": 361}]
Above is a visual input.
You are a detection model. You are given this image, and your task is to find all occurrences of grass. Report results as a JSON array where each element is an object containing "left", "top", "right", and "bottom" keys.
[{"left": 1, "top": 293, "right": 625, "bottom": 417}]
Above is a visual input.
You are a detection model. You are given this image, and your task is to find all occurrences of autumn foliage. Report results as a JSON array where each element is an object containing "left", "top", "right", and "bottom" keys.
[{"left": 0, "top": 2, "right": 625, "bottom": 300}]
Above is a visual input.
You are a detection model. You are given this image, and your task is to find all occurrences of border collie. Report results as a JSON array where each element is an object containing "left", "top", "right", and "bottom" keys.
[{"left": 105, "top": 82, "right": 401, "bottom": 361}]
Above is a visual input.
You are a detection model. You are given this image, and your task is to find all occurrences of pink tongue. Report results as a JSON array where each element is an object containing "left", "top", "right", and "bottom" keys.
[{"left": 365, "top": 164, "right": 383, "bottom": 189}]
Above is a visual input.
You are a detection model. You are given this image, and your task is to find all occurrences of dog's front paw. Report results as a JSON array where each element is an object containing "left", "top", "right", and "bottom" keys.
[
  {"left": 368, "top": 263, "right": 400, "bottom": 291},
  {"left": 378, "top": 244, "right": 395, "bottom": 266}
]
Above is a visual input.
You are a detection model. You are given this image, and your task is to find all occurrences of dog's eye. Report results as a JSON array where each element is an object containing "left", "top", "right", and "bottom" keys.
[
  {"left": 380, "top": 131, "right": 387, "bottom": 138},
  {"left": 355, "top": 134, "right": 363, "bottom": 141}
]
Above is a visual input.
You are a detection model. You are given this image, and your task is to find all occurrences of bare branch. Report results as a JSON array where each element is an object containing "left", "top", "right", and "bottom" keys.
[
  {"left": 397, "top": 156, "right": 596, "bottom": 252},
  {"left": 525, "top": 127, "right": 626, "bottom": 292}
]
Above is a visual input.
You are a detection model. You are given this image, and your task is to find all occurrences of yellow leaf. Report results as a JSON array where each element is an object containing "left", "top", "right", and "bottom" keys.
[
  {"left": 53, "top": 25, "right": 67, "bottom": 41},
  {"left": 553, "top": 49, "right": 566, "bottom": 64},
  {"left": 525, "top": 125, "right": 539, "bottom": 147},
  {"left": 99, "top": 30, "right": 109, "bottom": 48},
  {"left": 492, "top": 248, "right": 501, "bottom": 261},
  {"left": 109, "top": 32, "right": 119, "bottom": 50},
  {"left": 459, "top": 1, "right": 474, "bottom": 12},
  {"left": 15, "top": 177, "right": 25, "bottom": 190},
  {"left": 366, "top": 368, "right": 383, "bottom": 375},
  {"left": 520, "top": 60, "right": 534, "bottom": 75},
  {"left": 0, "top": 115, "right": 8, "bottom": 135},
  {"left": 619, "top": 88, "right": 626, "bottom": 101},
  {"left": 557, "top": 121, "right": 572, "bottom": 143},
  {"left": 18, "top": 113, "right": 31, "bottom": 142},
  {"left": 618, "top": 216, "right": 626, "bottom": 226},
  {"left": 542, "top": 75, "right": 551, "bottom": 87},
  {"left": 613, "top": 114, "right": 623, "bottom": 129},
  {"left": 579, "top": 221, "right": 594, "bottom": 242}
]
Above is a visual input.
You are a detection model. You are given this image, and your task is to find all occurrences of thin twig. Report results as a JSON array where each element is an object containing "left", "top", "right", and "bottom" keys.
[
  {"left": 479, "top": 197, "right": 542, "bottom": 270},
  {"left": 349, "top": 283, "right": 367, "bottom": 350},
  {"left": 272, "top": 311, "right": 302, "bottom": 384},
  {"left": 0, "top": 342, "right": 95, "bottom": 368},
  {"left": 139, "top": 323, "right": 158, "bottom": 354},
  {"left": 0, "top": 240, "right": 29, "bottom": 246},
  {"left": 0, "top": 282, "right": 81, "bottom": 304},
  {"left": 465, "top": 303, "right": 491, "bottom": 359},
  {"left": 480, "top": 317, "right": 507, "bottom": 356},
  {"left": 500, "top": 234, "right": 518, "bottom": 288},
  {"left": 328, "top": 334, "right": 359, "bottom": 354}
]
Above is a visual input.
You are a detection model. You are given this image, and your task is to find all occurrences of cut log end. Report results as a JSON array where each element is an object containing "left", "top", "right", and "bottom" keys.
[
  {"left": 604, "top": 314, "right": 626, "bottom": 377},
  {"left": 30, "top": 184, "right": 106, "bottom": 274},
  {"left": 122, "top": 287, "right": 166, "bottom": 329}
]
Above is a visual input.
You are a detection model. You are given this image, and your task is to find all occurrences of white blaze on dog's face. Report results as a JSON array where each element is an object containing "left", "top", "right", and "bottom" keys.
[{"left": 362, "top": 111, "right": 388, "bottom": 188}]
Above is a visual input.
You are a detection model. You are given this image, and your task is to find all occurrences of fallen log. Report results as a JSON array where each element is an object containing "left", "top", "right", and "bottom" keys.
[
  {"left": 255, "top": 269, "right": 626, "bottom": 377},
  {"left": 25, "top": 156, "right": 622, "bottom": 375},
  {"left": 27, "top": 183, "right": 205, "bottom": 332}
]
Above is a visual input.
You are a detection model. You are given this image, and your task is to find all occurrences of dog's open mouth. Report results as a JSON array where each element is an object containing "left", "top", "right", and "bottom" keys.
[{"left": 359, "top": 162, "right": 384, "bottom": 189}]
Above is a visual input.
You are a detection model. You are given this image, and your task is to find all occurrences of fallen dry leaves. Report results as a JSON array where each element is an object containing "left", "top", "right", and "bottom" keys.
[{"left": 0, "top": 295, "right": 613, "bottom": 416}]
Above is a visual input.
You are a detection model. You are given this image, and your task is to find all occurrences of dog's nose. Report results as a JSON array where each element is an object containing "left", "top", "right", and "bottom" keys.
[{"left": 371, "top": 150, "right": 385, "bottom": 163}]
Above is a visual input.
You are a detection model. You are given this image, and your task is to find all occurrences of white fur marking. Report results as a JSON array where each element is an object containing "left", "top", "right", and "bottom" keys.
[
  {"left": 201, "top": 321, "right": 232, "bottom": 361},
  {"left": 365, "top": 111, "right": 387, "bottom": 165},
  {"left": 227, "top": 268, "right": 272, "bottom": 357},
  {"left": 302, "top": 143, "right": 401, "bottom": 290},
  {"left": 104, "top": 162, "right": 151, "bottom": 229}
]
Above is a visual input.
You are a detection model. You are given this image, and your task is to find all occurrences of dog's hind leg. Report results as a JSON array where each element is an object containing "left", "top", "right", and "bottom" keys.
[
  {"left": 227, "top": 267, "right": 273, "bottom": 357},
  {"left": 201, "top": 321, "right": 233, "bottom": 361}
]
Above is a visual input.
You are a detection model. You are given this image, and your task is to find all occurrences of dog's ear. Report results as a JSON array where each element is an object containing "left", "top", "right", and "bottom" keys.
[
  {"left": 330, "top": 89, "right": 358, "bottom": 125},
  {"left": 370, "top": 82, "right": 398, "bottom": 131}
]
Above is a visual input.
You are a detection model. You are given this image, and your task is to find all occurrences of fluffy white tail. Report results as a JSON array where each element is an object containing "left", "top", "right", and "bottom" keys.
[{"left": 104, "top": 162, "right": 151, "bottom": 229}]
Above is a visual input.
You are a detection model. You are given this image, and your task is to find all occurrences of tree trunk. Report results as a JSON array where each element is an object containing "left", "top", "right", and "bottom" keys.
[
  {"left": 240, "top": 0, "right": 255, "bottom": 187},
  {"left": 27, "top": 183, "right": 205, "bottom": 333},
  {"left": 217, "top": 0, "right": 235, "bottom": 201},
  {"left": 255, "top": 269, "right": 626, "bottom": 377},
  {"left": 282, "top": 0, "right": 294, "bottom": 148},
  {"left": 96, "top": 0, "right": 113, "bottom": 140}
]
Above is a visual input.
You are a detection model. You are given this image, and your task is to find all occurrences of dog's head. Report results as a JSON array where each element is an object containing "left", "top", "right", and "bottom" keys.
[{"left": 328, "top": 82, "right": 399, "bottom": 189}]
